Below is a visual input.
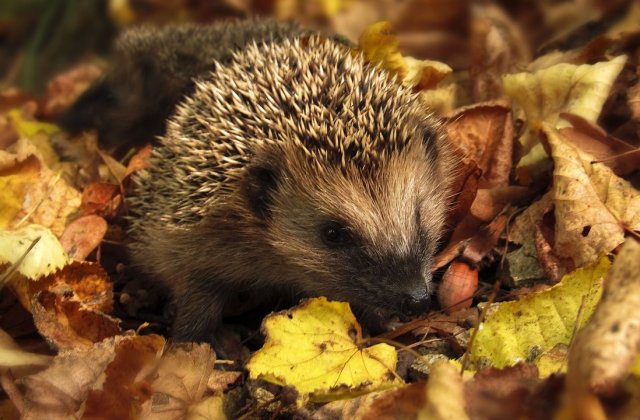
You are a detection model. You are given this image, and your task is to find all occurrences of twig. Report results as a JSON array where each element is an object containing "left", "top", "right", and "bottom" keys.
[{"left": 0, "top": 236, "right": 41, "bottom": 288}]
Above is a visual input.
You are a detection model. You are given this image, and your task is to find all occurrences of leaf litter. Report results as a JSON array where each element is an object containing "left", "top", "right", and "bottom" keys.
[{"left": 1, "top": 1, "right": 640, "bottom": 418}]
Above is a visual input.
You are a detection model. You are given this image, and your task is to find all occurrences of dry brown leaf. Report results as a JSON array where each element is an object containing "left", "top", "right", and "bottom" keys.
[
  {"left": 139, "top": 343, "right": 235, "bottom": 419},
  {"left": 97, "top": 149, "right": 128, "bottom": 185},
  {"left": 464, "top": 363, "right": 549, "bottom": 420},
  {"left": 445, "top": 101, "right": 514, "bottom": 188},
  {"left": 17, "top": 337, "right": 122, "bottom": 419},
  {"left": 59, "top": 215, "right": 107, "bottom": 260},
  {"left": 80, "top": 182, "right": 122, "bottom": 218},
  {"left": 125, "top": 143, "right": 153, "bottom": 177},
  {"left": 435, "top": 186, "right": 532, "bottom": 269},
  {"left": 505, "top": 55, "right": 627, "bottom": 184},
  {"left": 559, "top": 113, "right": 640, "bottom": 176},
  {"left": 443, "top": 149, "right": 482, "bottom": 230},
  {"left": 42, "top": 64, "right": 103, "bottom": 119},
  {"left": 568, "top": 239, "right": 640, "bottom": 396},
  {"left": 12, "top": 261, "right": 119, "bottom": 351},
  {"left": 358, "top": 21, "right": 453, "bottom": 92},
  {"left": 83, "top": 335, "right": 166, "bottom": 419},
  {"left": 32, "top": 290, "right": 121, "bottom": 351},
  {"left": 15, "top": 335, "right": 164, "bottom": 419},
  {"left": 544, "top": 125, "right": 638, "bottom": 266}
]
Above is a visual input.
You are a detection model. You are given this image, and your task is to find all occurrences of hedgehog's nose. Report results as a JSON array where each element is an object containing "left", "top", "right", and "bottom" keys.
[{"left": 402, "top": 288, "right": 431, "bottom": 315}]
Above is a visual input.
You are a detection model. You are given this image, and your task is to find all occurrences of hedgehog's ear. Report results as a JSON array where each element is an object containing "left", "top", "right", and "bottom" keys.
[{"left": 244, "top": 163, "right": 280, "bottom": 219}]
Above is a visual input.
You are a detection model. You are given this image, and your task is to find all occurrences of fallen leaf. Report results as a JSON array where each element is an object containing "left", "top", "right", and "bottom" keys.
[
  {"left": 0, "top": 137, "right": 81, "bottom": 235},
  {"left": 468, "top": 255, "right": 610, "bottom": 371},
  {"left": 80, "top": 182, "right": 122, "bottom": 218},
  {"left": 15, "top": 335, "right": 164, "bottom": 419},
  {"left": 6, "top": 109, "right": 59, "bottom": 139},
  {"left": 59, "top": 215, "right": 107, "bottom": 260},
  {"left": 32, "top": 290, "right": 121, "bottom": 351},
  {"left": 139, "top": 343, "right": 233, "bottom": 419},
  {"left": 0, "top": 155, "right": 40, "bottom": 229},
  {"left": 0, "top": 225, "right": 68, "bottom": 282},
  {"left": 544, "top": 125, "right": 639, "bottom": 266},
  {"left": 464, "top": 363, "right": 547, "bottom": 420},
  {"left": 559, "top": 113, "right": 640, "bottom": 177},
  {"left": 445, "top": 101, "right": 514, "bottom": 188},
  {"left": 17, "top": 337, "right": 122, "bottom": 418},
  {"left": 97, "top": 149, "right": 128, "bottom": 185},
  {"left": 246, "top": 297, "right": 399, "bottom": 403},
  {"left": 124, "top": 144, "right": 153, "bottom": 177},
  {"left": 358, "top": 21, "right": 453, "bottom": 91},
  {"left": 27, "top": 262, "right": 116, "bottom": 350},
  {"left": 436, "top": 186, "right": 532, "bottom": 269},
  {"left": 42, "top": 64, "right": 103, "bottom": 119},
  {"left": 84, "top": 335, "right": 165, "bottom": 419},
  {"left": 504, "top": 55, "right": 627, "bottom": 182},
  {"left": 568, "top": 239, "right": 640, "bottom": 396}
]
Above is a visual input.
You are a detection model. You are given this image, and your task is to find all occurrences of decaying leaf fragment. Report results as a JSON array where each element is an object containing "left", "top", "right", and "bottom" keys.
[
  {"left": 568, "top": 239, "right": 640, "bottom": 395},
  {"left": 247, "top": 297, "right": 399, "bottom": 402},
  {"left": 29, "top": 262, "right": 118, "bottom": 350},
  {"left": 469, "top": 255, "right": 610, "bottom": 371}
]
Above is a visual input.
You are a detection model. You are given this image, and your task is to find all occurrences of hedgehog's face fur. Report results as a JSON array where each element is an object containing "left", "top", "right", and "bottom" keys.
[{"left": 243, "top": 121, "right": 450, "bottom": 314}]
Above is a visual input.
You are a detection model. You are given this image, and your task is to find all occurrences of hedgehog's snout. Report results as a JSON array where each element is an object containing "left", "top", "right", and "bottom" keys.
[{"left": 400, "top": 280, "right": 431, "bottom": 315}]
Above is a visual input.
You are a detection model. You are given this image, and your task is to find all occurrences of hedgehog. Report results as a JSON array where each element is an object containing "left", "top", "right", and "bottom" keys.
[{"left": 69, "top": 21, "right": 453, "bottom": 343}]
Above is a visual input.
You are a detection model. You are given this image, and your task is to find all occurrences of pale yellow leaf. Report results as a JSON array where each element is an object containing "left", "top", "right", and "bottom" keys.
[
  {"left": 246, "top": 297, "right": 399, "bottom": 403},
  {"left": 469, "top": 255, "right": 610, "bottom": 371}
]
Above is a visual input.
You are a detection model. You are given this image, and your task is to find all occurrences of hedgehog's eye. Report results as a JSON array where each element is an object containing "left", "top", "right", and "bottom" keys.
[{"left": 320, "top": 221, "right": 352, "bottom": 247}]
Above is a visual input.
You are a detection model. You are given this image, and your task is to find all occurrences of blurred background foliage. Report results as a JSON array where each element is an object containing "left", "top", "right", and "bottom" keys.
[{"left": 0, "top": 0, "right": 632, "bottom": 93}]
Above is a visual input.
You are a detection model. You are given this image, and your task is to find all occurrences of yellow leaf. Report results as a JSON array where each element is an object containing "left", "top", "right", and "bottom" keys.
[
  {"left": 568, "top": 239, "right": 640, "bottom": 394},
  {"left": 503, "top": 55, "right": 626, "bottom": 182},
  {"left": 246, "top": 297, "right": 400, "bottom": 403},
  {"left": 7, "top": 109, "right": 59, "bottom": 139},
  {"left": 0, "top": 224, "right": 69, "bottom": 280},
  {"left": 318, "top": 0, "right": 352, "bottom": 17},
  {"left": 0, "top": 156, "right": 40, "bottom": 229},
  {"left": 0, "top": 138, "right": 81, "bottom": 236},
  {"left": 358, "top": 22, "right": 452, "bottom": 91},
  {"left": 468, "top": 255, "right": 610, "bottom": 371}
]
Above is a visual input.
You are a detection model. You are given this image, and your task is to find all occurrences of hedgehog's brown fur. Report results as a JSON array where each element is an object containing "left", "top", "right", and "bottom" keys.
[{"left": 127, "top": 31, "right": 453, "bottom": 342}]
